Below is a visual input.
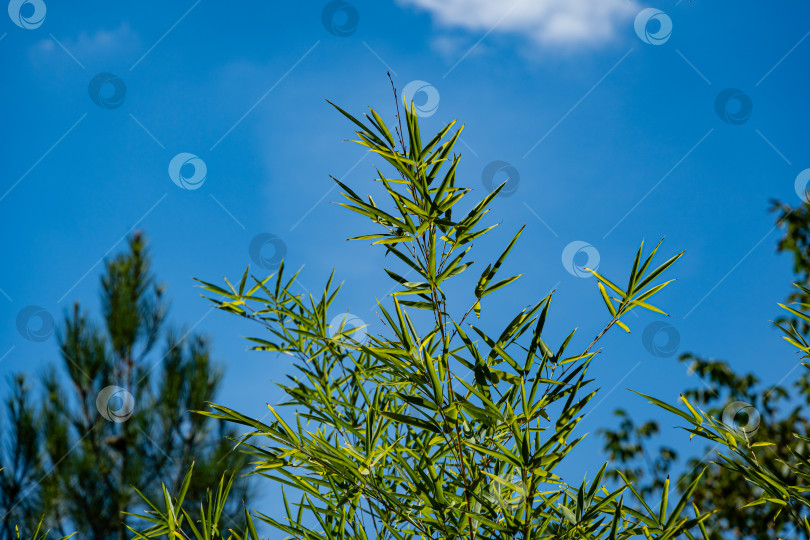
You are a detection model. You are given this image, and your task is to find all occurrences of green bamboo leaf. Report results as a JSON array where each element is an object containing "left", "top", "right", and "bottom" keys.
[
  {"left": 679, "top": 394, "right": 703, "bottom": 424},
  {"left": 631, "top": 390, "right": 702, "bottom": 426},
  {"left": 626, "top": 298, "right": 668, "bottom": 316},
  {"left": 466, "top": 442, "right": 522, "bottom": 469},
  {"left": 482, "top": 275, "right": 522, "bottom": 298},
  {"left": 399, "top": 300, "right": 435, "bottom": 310},
  {"left": 369, "top": 108, "right": 396, "bottom": 147},
  {"left": 598, "top": 282, "right": 617, "bottom": 317},
  {"left": 380, "top": 411, "right": 441, "bottom": 433},
  {"left": 327, "top": 100, "right": 386, "bottom": 147},
  {"left": 372, "top": 236, "right": 414, "bottom": 245},
  {"left": 665, "top": 469, "right": 706, "bottom": 530},
  {"left": 586, "top": 269, "right": 626, "bottom": 299},
  {"left": 779, "top": 302, "right": 810, "bottom": 323},
  {"left": 346, "top": 233, "right": 387, "bottom": 242},
  {"left": 627, "top": 240, "right": 644, "bottom": 294},
  {"left": 635, "top": 250, "right": 684, "bottom": 291},
  {"left": 475, "top": 225, "right": 525, "bottom": 298},
  {"left": 422, "top": 120, "right": 457, "bottom": 158}
]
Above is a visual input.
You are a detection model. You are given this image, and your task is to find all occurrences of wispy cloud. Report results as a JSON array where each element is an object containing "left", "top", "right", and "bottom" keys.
[
  {"left": 430, "top": 33, "right": 490, "bottom": 62},
  {"left": 32, "top": 24, "right": 141, "bottom": 68},
  {"left": 399, "top": 0, "right": 639, "bottom": 48}
]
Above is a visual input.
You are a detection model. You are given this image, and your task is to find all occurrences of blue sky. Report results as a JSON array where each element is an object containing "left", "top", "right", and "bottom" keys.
[{"left": 2, "top": 0, "right": 810, "bottom": 521}]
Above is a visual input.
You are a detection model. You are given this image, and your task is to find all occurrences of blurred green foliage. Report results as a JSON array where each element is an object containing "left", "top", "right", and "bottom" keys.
[{"left": 1, "top": 234, "right": 251, "bottom": 539}]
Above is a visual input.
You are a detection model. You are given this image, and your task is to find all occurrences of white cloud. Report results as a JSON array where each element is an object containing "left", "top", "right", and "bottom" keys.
[
  {"left": 32, "top": 24, "right": 141, "bottom": 67},
  {"left": 430, "top": 34, "right": 490, "bottom": 62},
  {"left": 399, "top": 0, "right": 639, "bottom": 47}
]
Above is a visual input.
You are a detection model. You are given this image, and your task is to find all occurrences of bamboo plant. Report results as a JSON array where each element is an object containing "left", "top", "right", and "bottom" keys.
[{"left": 130, "top": 97, "right": 713, "bottom": 539}]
